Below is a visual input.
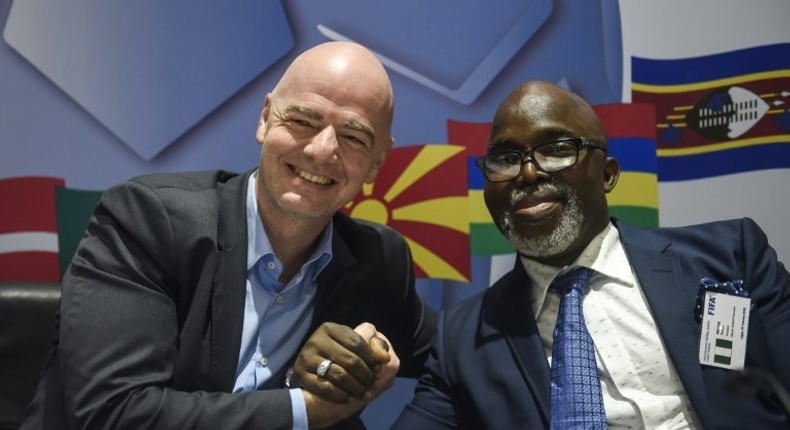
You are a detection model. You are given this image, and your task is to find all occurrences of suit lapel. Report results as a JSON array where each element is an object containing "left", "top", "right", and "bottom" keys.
[
  {"left": 483, "top": 260, "right": 551, "bottom": 426},
  {"left": 616, "top": 220, "right": 712, "bottom": 425},
  {"left": 312, "top": 218, "right": 356, "bottom": 326},
  {"left": 209, "top": 170, "right": 251, "bottom": 391}
]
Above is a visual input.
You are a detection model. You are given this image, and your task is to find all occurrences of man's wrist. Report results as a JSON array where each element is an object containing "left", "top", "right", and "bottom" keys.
[{"left": 289, "top": 387, "right": 309, "bottom": 430}]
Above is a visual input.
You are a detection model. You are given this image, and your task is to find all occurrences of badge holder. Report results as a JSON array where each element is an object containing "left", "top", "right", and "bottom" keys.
[{"left": 694, "top": 277, "right": 752, "bottom": 370}]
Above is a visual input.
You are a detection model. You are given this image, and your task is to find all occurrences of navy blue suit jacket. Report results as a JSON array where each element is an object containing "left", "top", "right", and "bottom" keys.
[{"left": 393, "top": 218, "right": 790, "bottom": 429}]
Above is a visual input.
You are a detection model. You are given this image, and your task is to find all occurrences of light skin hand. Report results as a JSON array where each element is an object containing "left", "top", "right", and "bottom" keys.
[{"left": 303, "top": 323, "right": 400, "bottom": 429}]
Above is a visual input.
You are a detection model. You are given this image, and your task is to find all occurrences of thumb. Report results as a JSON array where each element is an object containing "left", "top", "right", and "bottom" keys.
[
  {"left": 369, "top": 333, "right": 391, "bottom": 364},
  {"left": 353, "top": 322, "right": 377, "bottom": 342}
]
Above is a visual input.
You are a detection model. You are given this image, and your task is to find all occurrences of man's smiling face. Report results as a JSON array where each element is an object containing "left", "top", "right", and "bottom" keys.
[
  {"left": 483, "top": 81, "right": 619, "bottom": 267},
  {"left": 254, "top": 43, "right": 393, "bottom": 223}
]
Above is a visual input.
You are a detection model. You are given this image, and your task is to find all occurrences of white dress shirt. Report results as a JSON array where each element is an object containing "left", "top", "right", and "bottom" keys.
[{"left": 523, "top": 222, "right": 702, "bottom": 429}]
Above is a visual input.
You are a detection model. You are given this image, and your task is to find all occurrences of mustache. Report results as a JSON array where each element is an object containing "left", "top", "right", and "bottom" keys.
[{"left": 510, "top": 181, "right": 570, "bottom": 205}]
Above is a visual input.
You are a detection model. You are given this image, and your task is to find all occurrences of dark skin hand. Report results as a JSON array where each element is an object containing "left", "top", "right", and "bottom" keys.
[
  {"left": 296, "top": 322, "right": 399, "bottom": 429},
  {"left": 292, "top": 322, "right": 391, "bottom": 402}
]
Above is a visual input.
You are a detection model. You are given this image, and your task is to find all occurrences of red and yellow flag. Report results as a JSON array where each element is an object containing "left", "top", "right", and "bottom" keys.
[{"left": 343, "top": 144, "right": 470, "bottom": 282}]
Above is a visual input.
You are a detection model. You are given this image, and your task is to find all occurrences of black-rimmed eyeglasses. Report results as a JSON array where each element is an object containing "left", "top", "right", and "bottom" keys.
[{"left": 475, "top": 137, "right": 607, "bottom": 183}]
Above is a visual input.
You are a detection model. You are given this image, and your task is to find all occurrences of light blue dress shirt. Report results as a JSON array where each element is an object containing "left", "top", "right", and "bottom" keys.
[{"left": 233, "top": 172, "right": 333, "bottom": 429}]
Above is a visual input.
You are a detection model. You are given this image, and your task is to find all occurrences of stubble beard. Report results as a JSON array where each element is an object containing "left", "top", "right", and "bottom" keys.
[{"left": 497, "top": 182, "right": 584, "bottom": 258}]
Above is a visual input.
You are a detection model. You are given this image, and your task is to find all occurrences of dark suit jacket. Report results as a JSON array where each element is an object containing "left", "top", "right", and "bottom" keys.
[
  {"left": 393, "top": 218, "right": 790, "bottom": 429},
  {"left": 20, "top": 169, "right": 435, "bottom": 430}
]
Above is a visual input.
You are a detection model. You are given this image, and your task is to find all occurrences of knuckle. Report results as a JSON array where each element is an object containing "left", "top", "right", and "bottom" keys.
[
  {"left": 344, "top": 353, "right": 365, "bottom": 369},
  {"left": 347, "top": 333, "right": 366, "bottom": 349},
  {"left": 315, "top": 383, "right": 334, "bottom": 398}
]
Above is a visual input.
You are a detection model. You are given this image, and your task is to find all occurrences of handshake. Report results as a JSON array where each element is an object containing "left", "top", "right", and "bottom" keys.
[{"left": 289, "top": 322, "right": 400, "bottom": 428}]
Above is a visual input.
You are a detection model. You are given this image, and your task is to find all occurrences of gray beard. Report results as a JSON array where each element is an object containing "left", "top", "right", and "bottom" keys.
[{"left": 497, "top": 182, "right": 584, "bottom": 258}]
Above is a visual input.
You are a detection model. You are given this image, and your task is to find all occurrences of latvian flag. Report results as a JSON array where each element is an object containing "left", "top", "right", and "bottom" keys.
[{"left": 0, "top": 177, "right": 64, "bottom": 282}]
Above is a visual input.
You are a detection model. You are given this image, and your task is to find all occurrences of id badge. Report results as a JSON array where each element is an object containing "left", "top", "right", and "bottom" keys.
[{"left": 696, "top": 278, "right": 751, "bottom": 370}]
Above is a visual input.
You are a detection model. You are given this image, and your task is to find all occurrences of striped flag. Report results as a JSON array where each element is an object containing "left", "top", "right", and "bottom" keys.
[
  {"left": 0, "top": 177, "right": 64, "bottom": 282},
  {"left": 593, "top": 104, "right": 659, "bottom": 227},
  {"left": 447, "top": 119, "right": 514, "bottom": 256},
  {"left": 343, "top": 144, "right": 471, "bottom": 282},
  {"left": 632, "top": 43, "right": 790, "bottom": 181},
  {"left": 714, "top": 338, "right": 734, "bottom": 366}
]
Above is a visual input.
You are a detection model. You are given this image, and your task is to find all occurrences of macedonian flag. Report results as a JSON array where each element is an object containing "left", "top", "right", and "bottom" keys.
[{"left": 342, "top": 144, "right": 470, "bottom": 282}]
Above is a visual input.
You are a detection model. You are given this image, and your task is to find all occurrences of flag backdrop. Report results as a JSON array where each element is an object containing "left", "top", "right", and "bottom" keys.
[
  {"left": 342, "top": 144, "right": 471, "bottom": 282},
  {"left": 594, "top": 103, "right": 659, "bottom": 228},
  {"left": 0, "top": 177, "right": 64, "bottom": 282},
  {"left": 3, "top": 2, "right": 789, "bottom": 428},
  {"left": 632, "top": 43, "right": 790, "bottom": 181},
  {"left": 446, "top": 119, "right": 514, "bottom": 256}
]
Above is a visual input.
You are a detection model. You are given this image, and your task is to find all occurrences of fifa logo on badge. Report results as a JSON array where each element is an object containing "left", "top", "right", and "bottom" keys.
[{"left": 707, "top": 295, "right": 716, "bottom": 315}]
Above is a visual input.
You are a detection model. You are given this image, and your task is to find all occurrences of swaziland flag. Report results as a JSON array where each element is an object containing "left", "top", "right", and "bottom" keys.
[{"left": 632, "top": 43, "right": 790, "bottom": 181}]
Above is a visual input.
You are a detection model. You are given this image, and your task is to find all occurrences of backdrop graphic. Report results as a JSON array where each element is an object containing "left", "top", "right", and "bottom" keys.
[{"left": 2, "top": 1, "right": 789, "bottom": 428}]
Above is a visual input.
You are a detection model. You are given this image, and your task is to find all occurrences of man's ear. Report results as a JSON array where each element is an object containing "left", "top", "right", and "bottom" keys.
[
  {"left": 603, "top": 156, "right": 620, "bottom": 193},
  {"left": 364, "top": 136, "right": 394, "bottom": 184},
  {"left": 255, "top": 94, "right": 272, "bottom": 145}
]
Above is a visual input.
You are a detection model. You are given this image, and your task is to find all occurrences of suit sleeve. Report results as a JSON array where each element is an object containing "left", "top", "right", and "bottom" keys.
[
  {"left": 740, "top": 218, "right": 790, "bottom": 386},
  {"left": 390, "top": 310, "right": 463, "bottom": 429},
  {"left": 58, "top": 180, "right": 293, "bottom": 430}
]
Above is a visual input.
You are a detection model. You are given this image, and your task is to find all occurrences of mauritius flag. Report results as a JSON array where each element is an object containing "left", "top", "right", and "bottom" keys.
[
  {"left": 446, "top": 120, "right": 513, "bottom": 256},
  {"left": 594, "top": 103, "right": 659, "bottom": 227}
]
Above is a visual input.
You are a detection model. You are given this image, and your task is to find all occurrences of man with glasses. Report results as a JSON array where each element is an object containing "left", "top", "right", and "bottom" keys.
[{"left": 392, "top": 80, "right": 790, "bottom": 429}]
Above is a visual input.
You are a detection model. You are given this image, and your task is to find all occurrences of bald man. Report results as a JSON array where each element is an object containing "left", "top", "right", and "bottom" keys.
[
  {"left": 21, "top": 42, "right": 435, "bottom": 430},
  {"left": 392, "top": 80, "right": 790, "bottom": 429}
]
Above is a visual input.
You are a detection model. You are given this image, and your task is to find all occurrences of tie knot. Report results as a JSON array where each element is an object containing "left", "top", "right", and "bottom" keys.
[{"left": 551, "top": 267, "right": 594, "bottom": 296}]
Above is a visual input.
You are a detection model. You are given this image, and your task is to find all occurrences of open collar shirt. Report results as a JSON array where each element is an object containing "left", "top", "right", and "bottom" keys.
[{"left": 233, "top": 172, "right": 333, "bottom": 430}]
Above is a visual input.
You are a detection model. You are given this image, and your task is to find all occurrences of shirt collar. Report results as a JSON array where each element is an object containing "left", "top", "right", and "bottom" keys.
[
  {"left": 521, "top": 221, "right": 634, "bottom": 315},
  {"left": 245, "top": 171, "right": 333, "bottom": 279}
]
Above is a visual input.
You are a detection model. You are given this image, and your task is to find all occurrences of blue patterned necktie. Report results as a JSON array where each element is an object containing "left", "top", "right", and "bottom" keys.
[{"left": 550, "top": 267, "right": 607, "bottom": 429}]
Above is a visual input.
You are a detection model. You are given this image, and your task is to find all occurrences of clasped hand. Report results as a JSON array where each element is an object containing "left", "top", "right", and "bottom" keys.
[{"left": 291, "top": 322, "right": 400, "bottom": 428}]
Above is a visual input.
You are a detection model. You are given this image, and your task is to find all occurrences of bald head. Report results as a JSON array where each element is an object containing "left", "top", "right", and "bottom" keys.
[
  {"left": 253, "top": 42, "right": 398, "bottom": 228},
  {"left": 272, "top": 42, "right": 394, "bottom": 135},
  {"left": 492, "top": 80, "right": 607, "bottom": 148}
]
